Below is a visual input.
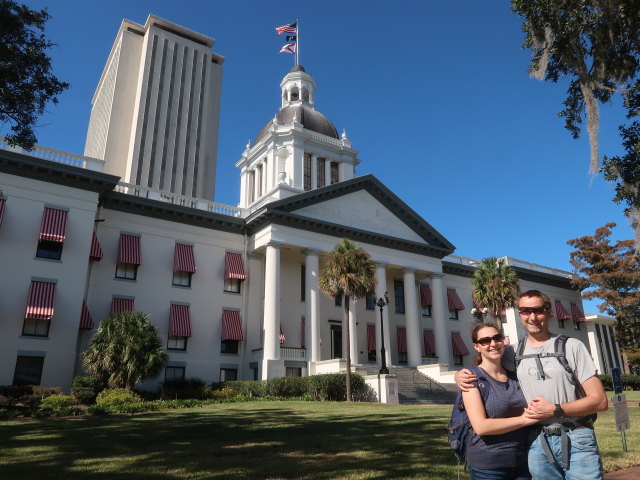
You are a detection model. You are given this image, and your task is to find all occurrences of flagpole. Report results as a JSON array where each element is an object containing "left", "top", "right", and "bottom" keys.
[{"left": 295, "top": 18, "right": 299, "bottom": 66}]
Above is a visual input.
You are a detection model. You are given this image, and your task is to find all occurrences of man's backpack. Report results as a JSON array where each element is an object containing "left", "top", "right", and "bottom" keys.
[{"left": 447, "top": 366, "right": 491, "bottom": 464}]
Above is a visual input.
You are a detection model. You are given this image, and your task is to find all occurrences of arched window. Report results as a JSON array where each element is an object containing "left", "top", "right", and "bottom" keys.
[{"left": 290, "top": 86, "right": 299, "bottom": 102}]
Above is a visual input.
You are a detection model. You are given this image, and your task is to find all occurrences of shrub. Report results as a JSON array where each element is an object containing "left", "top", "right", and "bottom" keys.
[
  {"left": 0, "top": 408, "right": 20, "bottom": 419},
  {"left": 599, "top": 374, "right": 640, "bottom": 391},
  {"left": 220, "top": 380, "right": 266, "bottom": 397},
  {"left": 209, "top": 388, "right": 240, "bottom": 401},
  {"left": 38, "top": 394, "right": 75, "bottom": 410},
  {"left": 265, "top": 377, "right": 308, "bottom": 398},
  {"left": 0, "top": 385, "right": 60, "bottom": 410},
  {"left": 160, "top": 377, "right": 209, "bottom": 400},
  {"left": 71, "top": 376, "right": 104, "bottom": 405},
  {"left": 95, "top": 388, "right": 142, "bottom": 411}
]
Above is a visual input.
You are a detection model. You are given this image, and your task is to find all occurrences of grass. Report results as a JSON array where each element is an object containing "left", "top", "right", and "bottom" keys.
[
  {"left": 0, "top": 400, "right": 638, "bottom": 479},
  {"left": 606, "top": 390, "right": 640, "bottom": 402}
]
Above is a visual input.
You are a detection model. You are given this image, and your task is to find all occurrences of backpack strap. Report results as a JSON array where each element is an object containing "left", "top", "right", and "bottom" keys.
[
  {"left": 468, "top": 366, "right": 491, "bottom": 404},
  {"left": 515, "top": 335, "right": 549, "bottom": 380}
]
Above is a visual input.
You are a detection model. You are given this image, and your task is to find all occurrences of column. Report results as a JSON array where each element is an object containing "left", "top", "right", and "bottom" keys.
[
  {"left": 349, "top": 299, "right": 358, "bottom": 364},
  {"left": 263, "top": 243, "right": 281, "bottom": 362},
  {"left": 375, "top": 263, "right": 391, "bottom": 368},
  {"left": 403, "top": 269, "right": 422, "bottom": 366},
  {"left": 311, "top": 154, "right": 318, "bottom": 190},
  {"left": 430, "top": 273, "right": 451, "bottom": 366},
  {"left": 303, "top": 249, "right": 321, "bottom": 363},
  {"left": 325, "top": 159, "right": 331, "bottom": 186}
]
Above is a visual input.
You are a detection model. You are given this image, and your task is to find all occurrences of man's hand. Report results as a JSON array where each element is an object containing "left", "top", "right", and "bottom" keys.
[
  {"left": 454, "top": 368, "right": 478, "bottom": 392},
  {"left": 524, "top": 397, "right": 554, "bottom": 420}
]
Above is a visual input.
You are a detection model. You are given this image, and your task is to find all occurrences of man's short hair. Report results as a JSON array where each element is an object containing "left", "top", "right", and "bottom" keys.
[{"left": 518, "top": 289, "right": 552, "bottom": 311}]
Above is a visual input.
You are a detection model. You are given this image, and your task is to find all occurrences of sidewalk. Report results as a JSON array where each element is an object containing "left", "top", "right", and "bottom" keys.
[{"left": 604, "top": 466, "right": 640, "bottom": 479}]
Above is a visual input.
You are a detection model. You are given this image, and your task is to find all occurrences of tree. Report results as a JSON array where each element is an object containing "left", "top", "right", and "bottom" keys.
[
  {"left": 318, "top": 239, "right": 376, "bottom": 402},
  {"left": 511, "top": 0, "right": 640, "bottom": 242},
  {"left": 0, "top": 1, "right": 69, "bottom": 148},
  {"left": 471, "top": 257, "right": 521, "bottom": 323},
  {"left": 83, "top": 311, "right": 168, "bottom": 389},
  {"left": 568, "top": 223, "right": 640, "bottom": 373}
]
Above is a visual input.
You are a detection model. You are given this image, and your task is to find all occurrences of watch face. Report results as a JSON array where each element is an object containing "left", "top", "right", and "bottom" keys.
[{"left": 554, "top": 405, "right": 564, "bottom": 417}]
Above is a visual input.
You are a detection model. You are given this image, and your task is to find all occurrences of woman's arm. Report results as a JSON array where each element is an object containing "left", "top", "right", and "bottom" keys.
[{"left": 462, "top": 388, "right": 538, "bottom": 436}]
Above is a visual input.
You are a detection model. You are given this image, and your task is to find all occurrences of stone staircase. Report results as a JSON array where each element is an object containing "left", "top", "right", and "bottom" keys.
[{"left": 361, "top": 365, "right": 459, "bottom": 405}]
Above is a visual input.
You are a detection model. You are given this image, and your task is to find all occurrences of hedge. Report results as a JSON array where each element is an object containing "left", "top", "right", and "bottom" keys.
[
  {"left": 71, "top": 376, "right": 104, "bottom": 405},
  {"left": 598, "top": 374, "right": 640, "bottom": 391}
]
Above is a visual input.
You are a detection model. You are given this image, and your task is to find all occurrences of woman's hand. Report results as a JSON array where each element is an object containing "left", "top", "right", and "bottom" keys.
[{"left": 454, "top": 368, "right": 478, "bottom": 392}]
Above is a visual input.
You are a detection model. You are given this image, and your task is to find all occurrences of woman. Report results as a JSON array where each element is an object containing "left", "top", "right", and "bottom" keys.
[{"left": 463, "top": 322, "right": 538, "bottom": 480}]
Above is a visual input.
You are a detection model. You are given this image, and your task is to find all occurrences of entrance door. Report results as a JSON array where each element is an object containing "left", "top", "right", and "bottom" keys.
[{"left": 331, "top": 324, "right": 342, "bottom": 359}]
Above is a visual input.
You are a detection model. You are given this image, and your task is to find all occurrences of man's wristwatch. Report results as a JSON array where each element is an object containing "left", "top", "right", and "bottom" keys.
[{"left": 553, "top": 404, "right": 565, "bottom": 418}]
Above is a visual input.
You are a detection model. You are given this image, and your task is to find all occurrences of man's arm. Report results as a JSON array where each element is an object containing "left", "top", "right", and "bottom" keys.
[{"left": 525, "top": 375, "right": 608, "bottom": 420}]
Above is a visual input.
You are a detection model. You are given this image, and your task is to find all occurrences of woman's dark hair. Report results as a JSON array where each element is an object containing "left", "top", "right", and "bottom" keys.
[{"left": 470, "top": 321, "right": 501, "bottom": 365}]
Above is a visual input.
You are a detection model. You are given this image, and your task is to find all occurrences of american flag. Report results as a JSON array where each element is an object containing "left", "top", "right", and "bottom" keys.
[
  {"left": 275, "top": 22, "right": 297, "bottom": 35},
  {"left": 279, "top": 43, "right": 296, "bottom": 54},
  {"left": 280, "top": 327, "right": 286, "bottom": 344}
]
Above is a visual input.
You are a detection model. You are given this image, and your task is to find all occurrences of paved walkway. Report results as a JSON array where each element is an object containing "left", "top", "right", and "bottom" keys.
[{"left": 604, "top": 466, "right": 640, "bottom": 479}]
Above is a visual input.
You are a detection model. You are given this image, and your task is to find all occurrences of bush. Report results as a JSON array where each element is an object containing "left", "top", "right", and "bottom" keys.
[
  {"left": 160, "top": 377, "right": 209, "bottom": 400},
  {"left": 0, "top": 408, "right": 20, "bottom": 419},
  {"left": 209, "top": 388, "right": 241, "bottom": 401},
  {"left": 0, "top": 385, "right": 60, "bottom": 409},
  {"left": 38, "top": 393, "right": 75, "bottom": 410},
  {"left": 265, "top": 377, "right": 308, "bottom": 398},
  {"left": 71, "top": 376, "right": 104, "bottom": 405},
  {"left": 95, "top": 388, "right": 142, "bottom": 411},
  {"left": 598, "top": 374, "right": 640, "bottom": 391},
  {"left": 220, "top": 380, "right": 266, "bottom": 397}
]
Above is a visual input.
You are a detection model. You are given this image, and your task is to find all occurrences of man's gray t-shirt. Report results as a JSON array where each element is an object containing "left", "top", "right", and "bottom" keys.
[{"left": 502, "top": 335, "right": 597, "bottom": 425}]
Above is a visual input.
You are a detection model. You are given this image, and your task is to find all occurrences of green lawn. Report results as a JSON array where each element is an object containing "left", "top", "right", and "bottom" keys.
[{"left": 0, "top": 401, "right": 638, "bottom": 480}]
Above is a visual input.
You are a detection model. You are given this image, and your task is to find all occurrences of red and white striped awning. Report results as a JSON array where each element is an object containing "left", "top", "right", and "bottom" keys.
[
  {"left": 420, "top": 284, "right": 432, "bottom": 307},
  {"left": 0, "top": 197, "right": 6, "bottom": 228},
  {"left": 173, "top": 243, "right": 197, "bottom": 273},
  {"left": 79, "top": 300, "right": 93, "bottom": 330},
  {"left": 423, "top": 330, "right": 435, "bottom": 355},
  {"left": 111, "top": 297, "right": 134, "bottom": 314},
  {"left": 367, "top": 324, "right": 376, "bottom": 351},
  {"left": 224, "top": 252, "right": 246, "bottom": 280},
  {"left": 397, "top": 326, "right": 407, "bottom": 353},
  {"left": 447, "top": 288, "right": 465, "bottom": 311},
  {"left": 90, "top": 231, "right": 103, "bottom": 262},
  {"left": 25, "top": 280, "right": 56, "bottom": 320},
  {"left": 451, "top": 332, "right": 470, "bottom": 356},
  {"left": 117, "top": 234, "right": 141, "bottom": 265},
  {"left": 39, "top": 207, "right": 68, "bottom": 243},
  {"left": 279, "top": 326, "right": 286, "bottom": 344},
  {"left": 169, "top": 304, "right": 192, "bottom": 337},
  {"left": 300, "top": 317, "right": 305, "bottom": 347},
  {"left": 570, "top": 303, "right": 586, "bottom": 323},
  {"left": 221, "top": 310, "right": 244, "bottom": 341},
  {"left": 555, "top": 301, "right": 571, "bottom": 320}
]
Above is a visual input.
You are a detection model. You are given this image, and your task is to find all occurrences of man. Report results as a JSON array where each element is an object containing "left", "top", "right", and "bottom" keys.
[{"left": 456, "top": 290, "right": 608, "bottom": 479}]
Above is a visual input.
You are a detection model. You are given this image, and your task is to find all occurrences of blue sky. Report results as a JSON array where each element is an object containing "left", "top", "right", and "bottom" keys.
[{"left": 18, "top": 1, "right": 634, "bottom": 313}]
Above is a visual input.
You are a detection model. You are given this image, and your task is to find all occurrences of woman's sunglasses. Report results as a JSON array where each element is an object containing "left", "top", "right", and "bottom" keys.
[{"left": 475, "top": 333, "right": 504, "bottom": 346}]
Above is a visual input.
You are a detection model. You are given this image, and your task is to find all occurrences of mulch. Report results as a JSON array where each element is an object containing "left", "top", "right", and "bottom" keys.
[{"left": 604, "top": 467, "right": 640, "bottom": 479}]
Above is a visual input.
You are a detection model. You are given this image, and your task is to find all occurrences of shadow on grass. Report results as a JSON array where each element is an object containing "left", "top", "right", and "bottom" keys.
[{"left": 0, "top": 402, "right": 458, "bottom": 480}]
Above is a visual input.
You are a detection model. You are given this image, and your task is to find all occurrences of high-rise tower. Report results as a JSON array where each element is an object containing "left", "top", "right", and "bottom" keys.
[
  {"left": 84, "top": 15, "right": 224, "bottom": 201},
  {"left": 237, "top": 65, "right": 360, "bottom": 209}
]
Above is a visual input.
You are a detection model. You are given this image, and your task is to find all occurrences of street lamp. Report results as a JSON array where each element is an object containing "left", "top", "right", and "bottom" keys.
[{"left": 373, "top": 292, "right": 390, "bottom": 375}]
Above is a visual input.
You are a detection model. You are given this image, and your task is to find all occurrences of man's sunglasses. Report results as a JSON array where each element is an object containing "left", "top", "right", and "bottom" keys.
[
  {"left": 475, "top": 333, "right": 504, "bottom": 346},
  {"left": 518, "top": 307, "right": 548, "bottom": 316}
]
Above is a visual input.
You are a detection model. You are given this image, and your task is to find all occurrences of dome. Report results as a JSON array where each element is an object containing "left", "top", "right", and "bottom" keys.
[{"left": 254, "top": 105, "right": 339, "bottom": 144}]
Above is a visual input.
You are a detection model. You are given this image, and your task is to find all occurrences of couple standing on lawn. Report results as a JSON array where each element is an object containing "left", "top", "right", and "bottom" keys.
[{"left": 455, "top": 289, "right": 608, "bottom": 480}]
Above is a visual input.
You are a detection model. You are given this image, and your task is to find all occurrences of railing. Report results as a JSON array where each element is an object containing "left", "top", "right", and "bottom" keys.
[
  {"left": 280, "top": 347, "right": 306, "bottom": 360},
  {"left": 115, "top": 181, "right": 243, "bottom": 218},
  {"left": 0, "top": 137, "right": 105, "bottom": 172},
  {"left": 444, "top": 254, "right": 574, "bottom": 279},
  {"left": 413, "top": 370, "right": 448, "bottom": 393}
]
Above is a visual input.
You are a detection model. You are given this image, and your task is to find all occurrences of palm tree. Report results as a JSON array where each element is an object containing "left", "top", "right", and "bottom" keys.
[
  {"left": 319, "top": 239, "right": 376, "bottom": 402},
  {"left": 83, "top": 311, "right": 168, "bottom": 389},
  {"left": 471, "top": 257, "right": 520, "bottom": 323}
]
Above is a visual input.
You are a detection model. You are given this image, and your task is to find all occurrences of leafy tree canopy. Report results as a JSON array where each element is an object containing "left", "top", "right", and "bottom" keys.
[
  {"left": 82, "top": 311, "right": 168, "bottom": 389},
  {"left": 471, "top": 257, "right": 521, "bottom": 322},
  {"left": 568, "top": 222, "right": 640, "bottom": 372},
  {"left": 0, "top": 0, "right": 69, "bottom": 148}
]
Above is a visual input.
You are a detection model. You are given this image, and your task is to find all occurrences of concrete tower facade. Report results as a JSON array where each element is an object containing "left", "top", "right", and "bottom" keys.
[{"left": 84, "top": 15, "right": 224, "bottom": 201}]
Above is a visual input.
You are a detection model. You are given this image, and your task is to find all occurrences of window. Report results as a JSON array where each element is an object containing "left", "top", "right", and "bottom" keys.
[
  {"left": 36, "top": 240, "right": 63, "bottom": 260},
  {"left": 224, "top": 277, "right": 241, "bottom": 293},
  {"left": 449, "top": 309, "right": 459, "bottom": 320},
  {"left": 167, "top": 336, "right": 187, "bottom": 351},
  {"left": 421, "top": 305, "right": 432, "bottom": 317},
  {"left": 394, "top": 280, "right": 405, "bottom": 313},
  {"left": 453, "top": 355, "right": 463, "bottom": 366},
  {"left": 558, "top": 318, "right": 565, "bottom": 329},
  {"left": 330, "top": 161, "right": 339, "bottom": 184},
  {"left": 221, "top": 340, "right": 239, "bottom": 354},
  {"left": 172, "top": 271, "right": 192, "bottom": 287},
  {"left": 13, "top": 356, "right": 44, "bottom": 385},
  {"left": 303, "top": 154, "right": 312, "bottom": 191},
  {"left": 116, "top": 262, "right": 138, "bottom": 280},
  {"left": 366, "top": 293, "right": 376, "bottom": 310},
  {"left": 165, "top": 366, "right": 185, "bottom": 382},
  {"left": 300, "top": 264, "right": 306, "bottom": 301},
  {"left": 286, "top": 367, "right": 302, "bottom": 377},
  {"left": 334, "top": 294, "right": 342, "bottom": 307},
  {"left": 573, "top": 321, "right": 581, "bottom": 331},
  {"left": 220, "top": 368, "right": 237, "bottom": 381},
  {"left": 22, "top": 318, "right": 50, "bottom": 337},
  {"left": 256, "top": 164, "right": 263, "bottom": 197},
  {"left": 248, "top": 170, "right": 255, "bottom": 204},
  {"left": 317, "top": 158, "right": 326, "bottom": 188}
]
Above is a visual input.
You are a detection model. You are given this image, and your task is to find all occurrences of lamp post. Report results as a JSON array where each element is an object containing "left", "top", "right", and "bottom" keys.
[{"left": 373, "top": 293, "right": 390, "bottom": 375}]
